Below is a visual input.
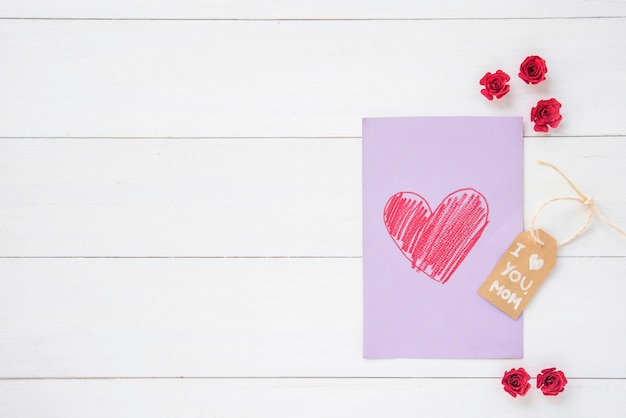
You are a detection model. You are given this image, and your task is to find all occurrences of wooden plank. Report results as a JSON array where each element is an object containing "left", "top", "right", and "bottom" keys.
[
  {"left": 1, "top": 0, "right": 624, "bottom": 19},
  {"left": 1, "top": 19, "right": 625, "bottom": 138},
  {"left": 0, "top": 138, "right": 361, "bottom": 257},
  {"left": 1, "top": 137, "right": 626, "bottom": 257},
  {"left": 0, "top": 378, "right": 624, "bottom": 418},
  {"left": 1, "top": 257, "right": 624, "bottom": 378}
]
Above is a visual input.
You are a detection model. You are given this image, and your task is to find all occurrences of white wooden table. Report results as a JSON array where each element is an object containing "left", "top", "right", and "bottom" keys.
[{"left": 1, "top": 1, "right": 626, "bottom": 416}]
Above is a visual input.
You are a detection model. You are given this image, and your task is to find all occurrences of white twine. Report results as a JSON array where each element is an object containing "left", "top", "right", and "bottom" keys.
[{"left": 529, "top": 161, "right": 626, "bottom": 247}]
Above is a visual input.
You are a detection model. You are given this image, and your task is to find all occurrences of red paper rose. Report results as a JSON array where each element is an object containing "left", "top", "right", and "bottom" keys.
[
  {"left": 519, "top": 55, "right": 548, "bottom": 84},
  {"left": 502, "top": 367, "right": 531, "bottom": 397},
  {"left": 480, "top": 70, "right": 511, "bottom": 100},
  {"left": 536, "top": 368, "right": 567, "bottom": 396},
  {"left": 531, "top": 98, "right": 562, "bottom": 132}
]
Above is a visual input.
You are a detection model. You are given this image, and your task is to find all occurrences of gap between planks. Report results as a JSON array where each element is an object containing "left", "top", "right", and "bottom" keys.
[
  {"left": 1, "top": 135, "right": 625, "bottom": 139},
  {"left": 1, "top": 376, "right": 623, "bottom": 381},
  {"left": 0, "top": 255, "right": 622, "bottom": 259},
  {"left": 0, "top": 17, "right": 625, "bottom": 22}
]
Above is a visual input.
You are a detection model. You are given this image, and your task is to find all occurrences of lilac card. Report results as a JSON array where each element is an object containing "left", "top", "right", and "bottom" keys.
[{"left": 363, "top": 116, "right": 523, "bottom": 358}]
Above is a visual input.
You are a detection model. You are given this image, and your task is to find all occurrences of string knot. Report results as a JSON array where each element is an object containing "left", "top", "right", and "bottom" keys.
[{"left": 530, "top": 161, "right": 626, "bottom": 247}]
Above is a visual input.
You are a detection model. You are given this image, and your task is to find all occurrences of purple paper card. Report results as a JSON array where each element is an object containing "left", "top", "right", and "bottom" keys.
[{"left": 363, "top": 116, "right": 523, "bottom": 358}]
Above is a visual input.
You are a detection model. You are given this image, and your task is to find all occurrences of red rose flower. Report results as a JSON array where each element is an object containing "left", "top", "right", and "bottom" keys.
[
  {"left": 536, "top": 368, "right": 567, "bottom": 396},
  {"left": 531, "top": 98, "right": 562, "bottom": 132},
  {"left": 480, "top": 70, "right": 511, "bottom": 100},
  {"left": 502, "top": 367, "right": 531, "bottom": 397},
  {"left": 519, "top": 55, "right": 548, "bottom": 84}
]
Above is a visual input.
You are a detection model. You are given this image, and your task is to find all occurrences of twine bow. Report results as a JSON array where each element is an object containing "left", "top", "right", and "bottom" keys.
[{"left": 529, "top": 161, "right": 626, "bottom": 247}]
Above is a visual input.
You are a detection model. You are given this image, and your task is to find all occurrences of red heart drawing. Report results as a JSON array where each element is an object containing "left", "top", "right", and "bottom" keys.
[{"left": 383, "top": 188, "right": 489, "bottom": 284}]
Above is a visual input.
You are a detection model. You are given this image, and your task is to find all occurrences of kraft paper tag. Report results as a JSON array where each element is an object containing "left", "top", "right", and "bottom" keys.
[{"left": 478, "top": 229, "right": 557, "bottom": 319}]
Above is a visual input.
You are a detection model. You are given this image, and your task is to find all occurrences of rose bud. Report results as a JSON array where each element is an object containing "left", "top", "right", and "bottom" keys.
[
  {"left": 531, "top": 98, "right": 562, "bottom": 132},
  {"left": 480, "top": 70, "right": 511, "bottom": 100},
  {"left": 519, "top": 55, "right": 548, "bottom": 84},
  {"left": 502, "top": 367, "right": 531, "bottom": 397},
  {"left": 536, "top": 368, "right": 568, "bottom": 396}
]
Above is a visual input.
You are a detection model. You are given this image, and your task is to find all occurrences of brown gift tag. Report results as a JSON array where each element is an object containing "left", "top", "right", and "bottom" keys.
[
  {"left": 476, "top": 161, "right": 626, "bottom": 319},
  {"left": 478, "top": 229, "right": 557, "bottom": 319}
]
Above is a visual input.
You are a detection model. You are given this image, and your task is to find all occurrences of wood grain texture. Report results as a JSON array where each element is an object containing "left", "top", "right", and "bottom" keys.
[
  {"left": 1, "top": 137, "right": 625, "bottom": 257},
  {"left": 1, "top": 0, "right": 625, "bottom": 19},
  {"left": 1, "top": 19, "right": 625, "bottom": 138},
  {"left": 0, "top": 138, "right": 361, "bottom": 257},
  {"left": 1, "top": 378, "right": 625, "bottom": 418},
  {"left": 0, "top": 257, "right": 624, "bottom": 378},
  {"left": 1, "top": 2, "right": 625, "bottom": 416}
]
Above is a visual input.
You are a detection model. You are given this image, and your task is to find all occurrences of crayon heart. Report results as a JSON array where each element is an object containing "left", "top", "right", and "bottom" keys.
[{"left": 383, "top": 188, "right": 489, "bottom": 284}]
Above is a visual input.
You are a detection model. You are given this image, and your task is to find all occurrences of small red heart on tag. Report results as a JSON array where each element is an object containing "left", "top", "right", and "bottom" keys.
[{"left": 384, "top": 188, "right": 489, "bottom": 284}]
